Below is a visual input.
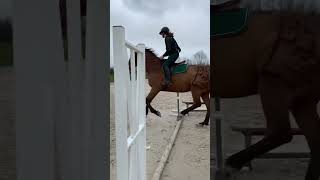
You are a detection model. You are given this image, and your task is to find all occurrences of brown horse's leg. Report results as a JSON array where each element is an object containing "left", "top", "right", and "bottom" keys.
[
  {"left": 180, "top": 89, "right": 202, "bottom": 116},
  {"left": 291, "top": 99, "right": 320, "bottom": 180},
  {"left": 146, "top": 87, "right": 161, "bottom": 117},
  {"left": 225, "top": 75, "right": 293, "bottom": 171},
  {"left": 199, "top": 92, "right": 210, "bottom": 126}
]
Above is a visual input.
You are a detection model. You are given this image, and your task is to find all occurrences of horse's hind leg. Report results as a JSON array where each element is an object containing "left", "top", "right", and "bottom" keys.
[
  {"left": 291, "top": 99, "right": 320, "bottom": 180},
  {"left": 225, "top": 75, "right": 293, "bottom": 171},
  {"left": 199, "top": 92, "right": 210, "bottom": 126},
  {"left": 180, "top": 88, "right": 202, "bottom": 116}
]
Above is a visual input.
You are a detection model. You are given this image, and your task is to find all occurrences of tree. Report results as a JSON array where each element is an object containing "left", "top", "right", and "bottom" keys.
[{"left": 191, "top": 50, "right": 209, "bottom": 65}]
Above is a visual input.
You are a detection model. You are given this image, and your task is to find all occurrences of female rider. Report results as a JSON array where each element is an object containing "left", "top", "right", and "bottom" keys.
[{"left": 159, "top": 27, "right": 181, "bottom": 87}]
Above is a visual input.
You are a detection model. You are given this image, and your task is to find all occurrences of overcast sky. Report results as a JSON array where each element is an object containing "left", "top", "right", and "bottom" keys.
[{"left": 110, "top": 0, "right": 210, "bottom": 67}]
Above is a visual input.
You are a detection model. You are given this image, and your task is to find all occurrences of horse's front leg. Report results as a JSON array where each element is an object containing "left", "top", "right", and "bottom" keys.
[
  {"left": 146, "top": 99, "right": 161, "bottom": 117},
  {"left": 146, "top": 87, "right": 161, "bottom": 117}
]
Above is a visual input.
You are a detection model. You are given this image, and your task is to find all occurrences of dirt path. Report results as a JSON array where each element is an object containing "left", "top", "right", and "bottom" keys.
[{"left": 161, "top": 111, "right": 210, "bottom": 180}]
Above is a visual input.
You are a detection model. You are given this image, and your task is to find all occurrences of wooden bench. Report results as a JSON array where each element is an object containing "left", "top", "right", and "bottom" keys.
[{"left": 231, "top": 127, "right": 310, "bottom": 170}]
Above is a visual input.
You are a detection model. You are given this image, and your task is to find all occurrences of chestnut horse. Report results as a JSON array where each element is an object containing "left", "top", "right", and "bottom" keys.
[
  {"left": 144, "top": 49, "right": 210, "bottom": 125},
  {"left": 212, "top": 9, "right": 320, "bottom": 179}
]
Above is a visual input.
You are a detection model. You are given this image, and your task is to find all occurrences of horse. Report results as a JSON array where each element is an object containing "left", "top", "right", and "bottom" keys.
[
  {"left": 211, "top": 6, "right": 320, "bottom": 179},
  {"left": 143, "top": 48, "right": 210, "bottom": 125}
]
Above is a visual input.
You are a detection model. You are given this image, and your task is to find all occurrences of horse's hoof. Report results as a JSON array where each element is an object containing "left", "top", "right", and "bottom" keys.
[
  {"left": 198, "top": 122, "right": 209, "bottom": 126},
  {"left": 156, "top": 111, "right": 161, "bottom": 117},
  {"left": 196, "top": 123, "right": 207, "bottom": 127},
  {"left": 223, "top": 165, "right": 240, "bottom": 179}
]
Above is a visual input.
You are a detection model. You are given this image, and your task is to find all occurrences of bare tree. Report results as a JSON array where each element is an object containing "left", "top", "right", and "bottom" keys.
[{"left": 191, "top": 50, "right": 209, "bottom": 65}]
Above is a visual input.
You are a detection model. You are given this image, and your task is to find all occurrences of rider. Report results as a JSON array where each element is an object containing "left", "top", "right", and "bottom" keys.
[{"left": 159, "top": 26, "right": 181, "bottom": 87}]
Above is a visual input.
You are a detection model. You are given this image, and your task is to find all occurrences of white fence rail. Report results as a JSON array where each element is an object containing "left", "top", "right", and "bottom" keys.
[
  {"left": 113, "top": 26, "right": 146, "bottom": 180},
  {"left": 14, "top": 0, "right": 108, "bottom": 179}
]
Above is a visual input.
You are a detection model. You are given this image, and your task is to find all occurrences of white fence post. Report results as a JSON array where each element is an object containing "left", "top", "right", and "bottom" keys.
[
  {"left": 113, "top": 26, "right": 146, "bottom": 180},
  {"left": 14, "top": 0, "right": 65, "bottom": 179},
  {"left": 137, "top": 43, "right": 146, "bottom": 180},
  {"left": 85, "top": 0, "right": 109, "bottom": 179},
  {"left": 65, "top": 0, "right": 83, "bottom": 179},
  {"left": 113, "top": 26, "right": 129, "bottom": 180},
  {"left": 14, "top": 0, "right": 108, "bottom": 179}
]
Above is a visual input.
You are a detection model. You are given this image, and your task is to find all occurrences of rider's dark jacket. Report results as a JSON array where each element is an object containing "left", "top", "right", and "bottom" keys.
[{"left": 163, "top": 36, "right": 181, "bottom": 57}]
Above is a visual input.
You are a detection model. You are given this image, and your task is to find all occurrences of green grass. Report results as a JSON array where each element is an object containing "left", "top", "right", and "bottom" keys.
[{"left": 0, "top": 42, "right": 13, "bottom": 66}]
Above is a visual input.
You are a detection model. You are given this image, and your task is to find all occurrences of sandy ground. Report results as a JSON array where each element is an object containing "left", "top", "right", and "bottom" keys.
[
  {"left": 110, "top": 83, "right": 210, "bottom": 180},
  {"left": 213, "top": 96, "right": 320, "bottom": 180}
]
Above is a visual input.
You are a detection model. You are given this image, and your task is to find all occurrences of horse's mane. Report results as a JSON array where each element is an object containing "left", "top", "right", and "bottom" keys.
[{"left": 145, "top": 47, "right": 159, "bottom": 57}]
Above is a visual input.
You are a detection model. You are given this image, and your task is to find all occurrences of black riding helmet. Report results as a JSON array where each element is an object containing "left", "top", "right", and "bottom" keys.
[{"left": 159, "top": 27, "right": 170, "bottom": 35}]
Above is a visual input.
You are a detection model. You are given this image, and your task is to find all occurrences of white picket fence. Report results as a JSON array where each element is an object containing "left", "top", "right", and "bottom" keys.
[
  {"left": 14, "top": 0, "right": 108, "bottom": 180},
  {"left": 113, "top": 26, "right": 146, "bottom": 180}
]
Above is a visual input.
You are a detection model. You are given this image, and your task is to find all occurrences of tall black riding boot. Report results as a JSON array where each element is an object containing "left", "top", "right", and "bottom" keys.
[{"left": 162, "top": 65, "right": 172, "bottom": 87}]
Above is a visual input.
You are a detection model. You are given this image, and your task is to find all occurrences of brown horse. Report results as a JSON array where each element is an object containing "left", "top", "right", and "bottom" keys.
[
  {"left": 144, "top": 49, "right": 210, "bottom": 125},
  {"left": 212, "top": 9, "right": 320, "bottom": 179}
]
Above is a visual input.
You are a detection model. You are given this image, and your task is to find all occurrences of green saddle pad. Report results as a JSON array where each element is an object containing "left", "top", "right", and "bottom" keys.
[
  {"left": 211, "top": 8, "right": 249, "bottom": 37},
  {"left": 171, "top": 64, "right": 188, "bottom": 75}
]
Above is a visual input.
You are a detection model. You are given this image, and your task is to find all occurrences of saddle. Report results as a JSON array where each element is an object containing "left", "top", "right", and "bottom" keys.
[
  {"left": 162, "top": 59, "right": 188, "bottom": 75},
  {"left": 173, "top": 60, "right": 186, "bottom": 66},
  {"left": 211, "top": 1, "right": 249, "bottom": 38},
  {"left": 211, "top": 0, "right": 241, "bottom": 12}
]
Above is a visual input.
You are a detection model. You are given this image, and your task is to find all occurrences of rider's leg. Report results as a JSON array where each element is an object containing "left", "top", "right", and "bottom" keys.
[
  {"left": 162, "top": 61, "right": 171, "bottom": 84},
  {"left": 162, "top": 52, "right": 179, "bottom": 86}
]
